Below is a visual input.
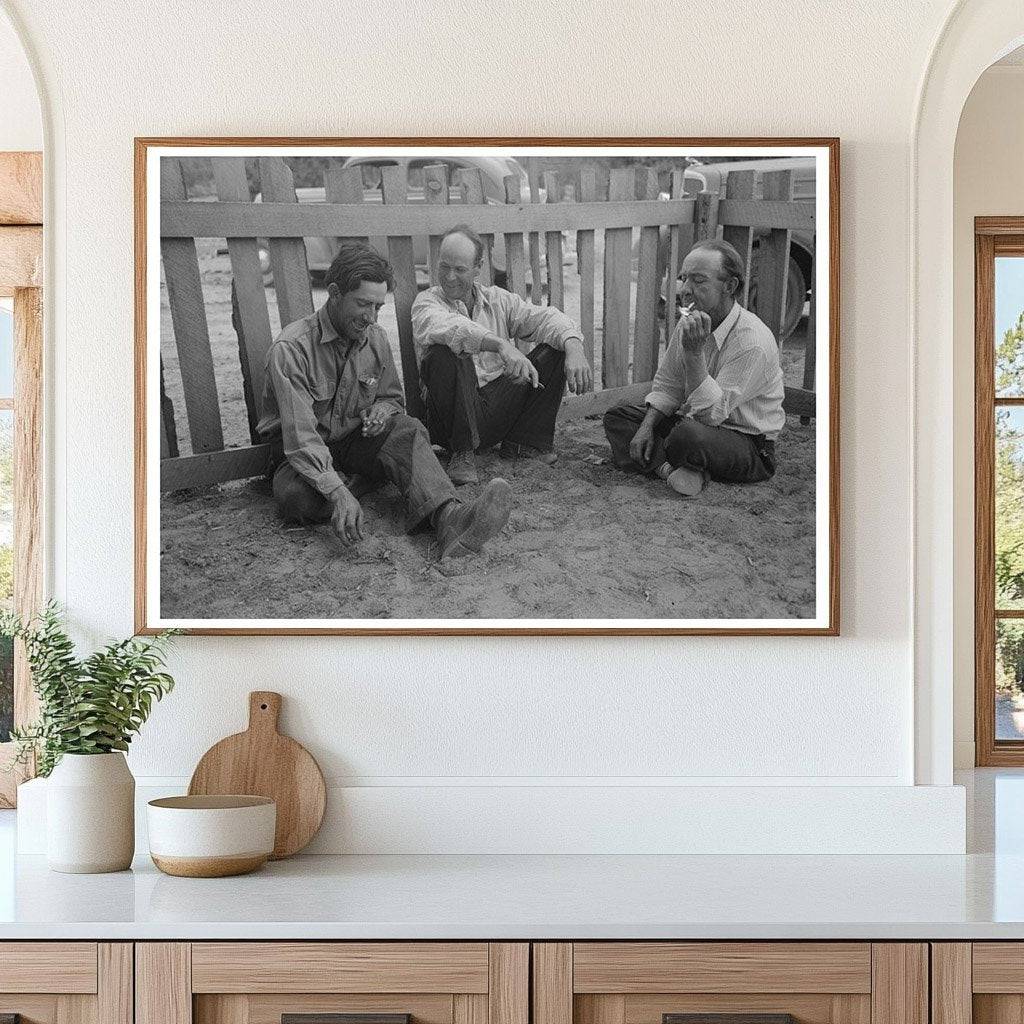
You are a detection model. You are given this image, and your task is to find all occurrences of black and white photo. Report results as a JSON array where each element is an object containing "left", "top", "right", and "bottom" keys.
[{"left": 137, "top": 140, "right": 838, "bottom": 634}]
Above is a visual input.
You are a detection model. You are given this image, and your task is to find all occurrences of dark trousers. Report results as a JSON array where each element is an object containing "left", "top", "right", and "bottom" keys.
[
  {"left": 271, "top": 413, "right": 456, "bottom": 530},
  {"left": 420, "top": 343, "right": 566, "bottom": 453},
  {"left": 603, "top": 403, "right": 776, "bottom": 484}
]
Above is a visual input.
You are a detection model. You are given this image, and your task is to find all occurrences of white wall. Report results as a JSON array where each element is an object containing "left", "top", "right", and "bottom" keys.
[
  {"left": 0, "top": 0, "right": 977, "bottom": 852},
  {"left": 952, "top": 63, "right": 1024, "bottom": 768}
]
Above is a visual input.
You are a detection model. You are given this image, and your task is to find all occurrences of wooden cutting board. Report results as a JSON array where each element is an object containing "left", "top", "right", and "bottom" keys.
[{"left": 188, "top": 691, "right": 326, "bottom": 859}]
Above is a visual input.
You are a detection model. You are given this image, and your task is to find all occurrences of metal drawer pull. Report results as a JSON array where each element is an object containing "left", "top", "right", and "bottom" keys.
[
  {"left": 665, "top": 1016, "right": 797, "bottom": 1024},
  {"left": 282, "top": 1015, "right": 412, "bottom": 1024}
]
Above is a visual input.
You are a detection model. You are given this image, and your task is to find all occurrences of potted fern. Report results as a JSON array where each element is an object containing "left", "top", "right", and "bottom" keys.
[{"left": 2, "top": 604, "right": 177, "bottom": 873}]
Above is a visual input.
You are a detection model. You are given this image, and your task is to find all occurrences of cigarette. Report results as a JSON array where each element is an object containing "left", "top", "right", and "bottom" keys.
[{"left": 680, "top": 302, "right": 696, "bottom": 316}]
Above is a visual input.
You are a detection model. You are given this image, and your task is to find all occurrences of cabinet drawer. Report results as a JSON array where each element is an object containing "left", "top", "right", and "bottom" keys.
[
  {"left": 0, "top": 942, "right": 98, "bottom": 993},
  {"left": 0, "top": 942, "right": 130, "bottom": 1024},
  {"left": 572, "top": 943, "right": 872, "bottom": 994},
  {"left": 139, "top": 942, "right": 528, "bottom": 1024},
  {"left": 533, "top": 943, "right": 925, "bottom": 1024},
  {"left": 191, "top": 943, "right": 490, "bottom": 993}
]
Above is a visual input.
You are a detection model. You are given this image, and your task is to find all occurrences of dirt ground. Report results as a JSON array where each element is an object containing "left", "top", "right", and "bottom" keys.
[{"left": 159, "top": 238, "right": 817, "bottom": 622}]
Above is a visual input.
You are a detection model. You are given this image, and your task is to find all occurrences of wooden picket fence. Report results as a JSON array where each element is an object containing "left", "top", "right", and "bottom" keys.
[{"left": 157, "top": 156, "right": 817, "bottom": 492}]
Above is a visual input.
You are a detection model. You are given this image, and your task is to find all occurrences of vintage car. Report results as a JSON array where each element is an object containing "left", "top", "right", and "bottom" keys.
[
  {"left": 250, "top": 154, "right": 534, "bottom": 287},
  {"left": 682, "top": 156, "right": 816, "bottom": 339}
]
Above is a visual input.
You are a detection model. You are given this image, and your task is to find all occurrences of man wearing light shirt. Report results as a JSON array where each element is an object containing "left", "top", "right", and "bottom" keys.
[
  {"left": 412, "top": 225, "right": 594, "bottom": 485},
  {"left": 603, "top": 239, "right": 785, "bottom": 496}
]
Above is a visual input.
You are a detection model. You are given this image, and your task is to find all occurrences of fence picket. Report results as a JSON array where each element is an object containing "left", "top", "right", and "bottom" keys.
[
  {"left": 212, "top": 157, "right": 275, "bottom": 426},
  {"left": 324, "top": 164, "right": 368, "bottom": 251},
  {"left": 527, "top": 158, "right": 543, "bottom": 303},
  {"left": 381, "top": 165, "right": 425, "bottom": 419},
  {"left": 802, "top": 253, "right": 817, "bottom": 424},
  {"left": 160, "top": 157, "right": 224, "bottom": 454},
  {"left": 754, "top": 169, "right": 793, "bottom": 339},
  {"left": 503, "top": 175, "right": 528, "bottom": 300},
  {"left": 576, "top": 169, "right": 597, "bottom": 371},
  {"left": 159, "top": 359, "right": 179, "bottom": 460},
  {"left": 160, "top": 158, "right": 817, "bottom": 491},
  {"left": 665, "top": 169, "right": 688, "bottom": 342},
  {"left": 458, "top": 167, "right": 493, "bottom": 285},
  {"left": 602, "top": 167, "right": 634, "bottom": 389},
  {"left": 423, "top": 163, "right": 450, "bottom": 286},
  {"left": 694, "top": 192, "right": 720, "bottom": 241},
  {"left": 632, "top": 167, "right": 661, "bottom": 382},
  {"left": 258, "top": 157, "right": 314, "bottom": 329},
  {"left": 542, "top": 172, "right": 564, "bottom": 310},
  {"left": 721, "top": 169, "right": 756, "bottom": 307}
]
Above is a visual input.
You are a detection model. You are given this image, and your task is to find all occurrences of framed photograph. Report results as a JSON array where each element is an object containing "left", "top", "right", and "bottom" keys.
[{"left": 135, "top": 137, "right": 839, "bottom": 635}]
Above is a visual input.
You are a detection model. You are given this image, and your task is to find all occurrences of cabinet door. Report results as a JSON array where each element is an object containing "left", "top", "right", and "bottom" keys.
[
  {"left": 937, "top": 943, "right": 1024, "bottom": 1024},
  {"left": 0, "top": 942, "right": 132, "bottom": 1024},
  {"left": 137, "top": 943, "right": 528, "bottom": 1024},
  {"left": 534, "top": 943, "right": 927, "bottom": 1024}
]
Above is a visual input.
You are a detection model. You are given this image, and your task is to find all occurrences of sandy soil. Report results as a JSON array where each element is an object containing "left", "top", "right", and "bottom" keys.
[{"left": 158, "top": 238, "right": 817, "bottom": 622}]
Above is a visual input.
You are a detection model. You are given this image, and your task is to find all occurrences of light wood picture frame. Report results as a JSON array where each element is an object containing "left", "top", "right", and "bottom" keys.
[{"left": 136, "top": 137, "right": 840, "bottom": 636}]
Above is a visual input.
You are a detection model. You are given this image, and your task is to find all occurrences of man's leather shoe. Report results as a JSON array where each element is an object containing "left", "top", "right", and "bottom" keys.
[
  {"left": 435, "top": 478, "right": 512, "bottom": 558},
  {"left": 447, "top": 450, "right": 479, "bottom": 485},
  {"left": 499, "top": 440, "right": 558, "bottom": 465}
]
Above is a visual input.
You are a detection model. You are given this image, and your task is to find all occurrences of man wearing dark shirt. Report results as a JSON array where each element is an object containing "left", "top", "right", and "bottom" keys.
[{"left": 257, "top": 242, "right": 512, "bottom": 558}]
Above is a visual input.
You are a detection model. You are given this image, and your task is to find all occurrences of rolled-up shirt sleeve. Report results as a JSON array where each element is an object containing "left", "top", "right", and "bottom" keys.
[
  {"left": 266, "top": 343, "right": 344, "bottom": 498},
  {"left": 685, "top": 347, "right": 770, "bottom": 427},
  {"left": 412, "top": 290, "right": 492, "bottom": 356},
  {"left": 645, "top": 330, "right": 687, "bottom": 416},
  {"left": 503, "top": 292, "right": 584, "bottom": 351}
]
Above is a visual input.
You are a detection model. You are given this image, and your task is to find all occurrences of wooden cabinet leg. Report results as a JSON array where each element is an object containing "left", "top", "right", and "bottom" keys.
[
  {"left": 137, "top": 943, "right": 192, "bottom": 1024},
  {"left": 98, "top": 945, "right": 133, "bottom": 1024},
  {"left": 489, "top": 943, "right": 528, "bottom": 1024},
  {"left": 533, "top": 943, "right": 572, "bottom": 1024},
  {"left": 872, "top": 944, "right": 928, "bottom": 1024},
  {"left": 932, "top": 944, "right": 972, "bottom": 1024}
]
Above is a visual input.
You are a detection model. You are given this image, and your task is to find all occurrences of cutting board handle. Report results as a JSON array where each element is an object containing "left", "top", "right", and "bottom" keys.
[{"left": 248, "top": 691, "right": 282, "bottom": 734}]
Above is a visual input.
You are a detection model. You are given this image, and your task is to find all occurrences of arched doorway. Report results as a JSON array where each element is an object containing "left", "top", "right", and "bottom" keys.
[
  {"left": 0, "top": 3, "right": 43, "bottom": 807},
  {"left": 913, "top": 0, "right": 1024, "bottom": 785}
]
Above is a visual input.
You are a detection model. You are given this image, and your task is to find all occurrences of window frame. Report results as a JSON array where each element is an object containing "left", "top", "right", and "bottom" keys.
[
  {"left": 0, "top": 151, "right": 43, "bottom": 806},
  {"left": 975, "top": 219, "right": 1024, "bottom": 765}
]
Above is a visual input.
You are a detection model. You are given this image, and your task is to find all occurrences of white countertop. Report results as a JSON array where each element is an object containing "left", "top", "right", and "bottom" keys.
[
  {"left": 2, "top": 849, "right": 1024, "bottom": 940},
  {"left": 1, "top": 769, "right": 1021, "bottom": 941}
]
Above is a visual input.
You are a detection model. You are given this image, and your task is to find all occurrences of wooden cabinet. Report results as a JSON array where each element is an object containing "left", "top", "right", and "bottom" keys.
[
  {"left": 136, "top": 943, "right": 528, "bottom": 1024},
  {"left": 0, "top": 942, "right": 132, "bottom": 1024},
  {"left": 931, "top": 943, "right": 1024, "bottom": 1024},
  {"left": 532, "top": 943, "right": 928, "bottom": 1024},
  {"left": 0, "top": 938, "right": 938, "bottom": 1024}
]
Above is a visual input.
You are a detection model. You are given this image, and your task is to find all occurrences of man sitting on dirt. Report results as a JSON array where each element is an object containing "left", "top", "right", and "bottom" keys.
[
  {"left": 257, "top": 241, "right": 512, "bottom": 558},
  {"left": 603, "top": 239, "right": 784, "bottom": 496},
  {"left": 411, "top": 225, "right": 594, "bottom": 485}
]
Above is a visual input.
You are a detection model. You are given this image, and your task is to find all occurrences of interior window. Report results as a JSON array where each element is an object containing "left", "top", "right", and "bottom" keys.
[{"left": 975, "top": 231, "right": 1024, "bottom": 762}]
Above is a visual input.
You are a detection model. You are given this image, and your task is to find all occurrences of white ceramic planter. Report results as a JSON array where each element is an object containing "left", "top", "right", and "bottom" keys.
[{"left": 46, "top": 752, "right": 135, "bottom": 873}]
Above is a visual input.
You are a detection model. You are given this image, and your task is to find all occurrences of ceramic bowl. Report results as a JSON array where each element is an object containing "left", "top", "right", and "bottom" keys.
[{"left": 147, "top": 795, "right": 276, "bottom": 877}]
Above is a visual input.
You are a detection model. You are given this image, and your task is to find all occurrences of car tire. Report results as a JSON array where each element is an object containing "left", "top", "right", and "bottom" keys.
[{"left": 747, "top": 253, "right": 807, "bottom": 341}]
